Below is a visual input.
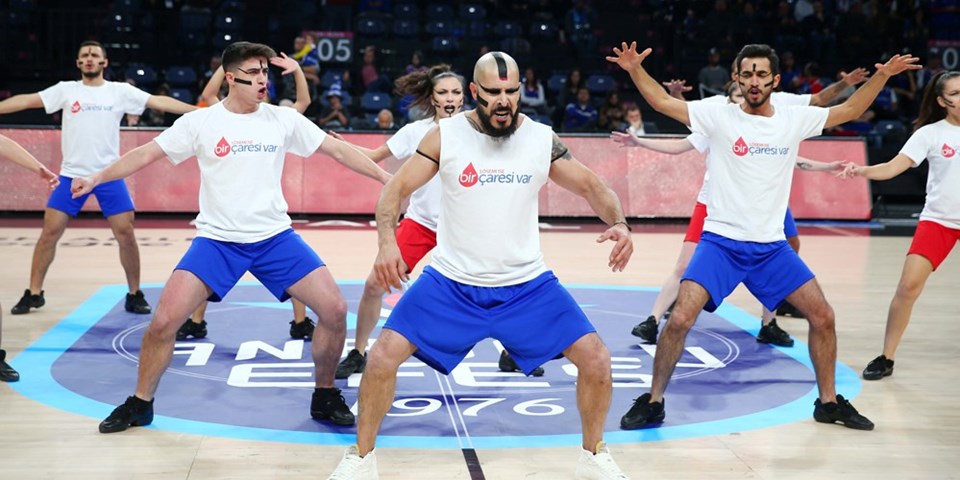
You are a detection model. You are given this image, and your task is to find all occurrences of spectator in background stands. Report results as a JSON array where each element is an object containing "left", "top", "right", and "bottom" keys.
[
  {"left": 520, "top": 67, "right": 547, "bottom": 114},
  {"left": 553, "top": 68, "right": 584, "bottom": 126},
  {"left": 563, "top": 87, "right": 598, "bottom": 132},
  {"left": 405, "top": 50, "right": 427, "bottom": 75},
  {"left": 800, "top": 1, "right": 837, "bottom": 62},
  {"left": 597, "top": 91, "right": 626, "bottom": 132},
  {"left": 317, "top": 84, "right": 351, "bottom": 130},
  {"left": 564, "top": 0, "right": 597, "bottom": 62},
  {"left": 779, "top": 52, "right": 801, "bottom": 93},
  {"left": 624, "top": 105, "right": 645, "bottom": 136},
  {"left": 289, "top": 35, "right": 320, "bottom": 100},
  {"left": 917, "top": 49, "right": 944, "bottom": 91},
  {"left": 793, "top": 62, "right": 825, "bottom": 95},
  {"left": 359, "top": 45, "right": 391, "bottom": 93},
  {"left": 375, "top": 109, "right": 395, "bottom": 130},
  {"left": 698, "top": 48, "right": 729, "bottom": 98}
]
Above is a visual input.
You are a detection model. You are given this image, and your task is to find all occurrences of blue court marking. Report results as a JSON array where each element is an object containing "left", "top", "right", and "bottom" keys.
[{"left": 10, "top": 282, "right": 862, "bottom": 449}]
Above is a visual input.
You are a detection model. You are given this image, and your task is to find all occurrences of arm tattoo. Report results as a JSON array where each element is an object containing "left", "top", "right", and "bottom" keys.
[
  {"left": 797, "top": 161, "right": 813, "bottom": 170},
  {"left": 551, "top": 133, "right": 572, "bottom": 162},
  {"left": 466, "top": 115, "right": 484, "bottom": 133},
  {"left": 817, "top": 80, "right": 847, "bottom": 105}
]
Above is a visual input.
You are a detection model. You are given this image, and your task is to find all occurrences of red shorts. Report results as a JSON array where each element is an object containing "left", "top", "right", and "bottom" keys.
[
  {"left": 396, "top": 218, "right": 437, "bottom": 273},
  {"left": 684, "top": 202, "right": 708, "bottom": 243},
  {"left": 907, "top": 220, "right": 960, "bottom": 270}
]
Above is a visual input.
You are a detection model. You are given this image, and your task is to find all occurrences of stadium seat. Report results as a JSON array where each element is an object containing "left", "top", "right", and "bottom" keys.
[
  {"left": 168, "top": 88, "right": 195, "bottom": 104},
  {"left": 459, "top": 4, "right": 487, "bottom": 20},
  {"left": 165, "top": 66, "right": 197, "bottom": 88},
  {"left": 585, "top": 74, "right": 615, "bottom": 94},
  {"left": 360, "top": 92, "right": 392, "bottom": 113},
  {"left": 125, "top": 65, "right": 157, "bottom": 89}
]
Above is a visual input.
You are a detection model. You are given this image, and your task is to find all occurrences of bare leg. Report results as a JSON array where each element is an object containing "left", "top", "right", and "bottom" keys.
[
  {"left": 286, "top": 267, "right": 347, "bottom": 389},
  {"left": 649, "top": 280, "right": 711, "bottom": 401},
  {"left": 355, "top": 268, "right": 388, "bottom": 352},
  {"left": 881, "top": 254, "right": 934, "bottom": 359},
  {"left": 292, "top": 298, "right": 308, "bottom": 324},
  {"left": 562, "top": 333, "right": 612, "bottom": 451},
  {"left": 106, "top": 211, "right": 141, "bottom": 294},
  {"left": 785, "top": 278, "right": 837, "bottom": 403},
  {"left": 649, "top": 242, "right": 697, "bottom": 322},
  {"left": 28, "top": 208, "right": 70, "bottom": 293},
  {"left": 134, "top": 270, "right": 211, "bottom": 400},
  {"left": 189, "top": 302, "right": 207, "bottom": 325},
  {"left": 355, "top": 328, "right": 417, "bottom": 455}
]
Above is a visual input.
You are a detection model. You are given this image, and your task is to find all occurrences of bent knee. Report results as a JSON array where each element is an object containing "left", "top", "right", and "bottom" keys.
[{"left": 806, "top": 304, "right": 836, "bottom": 329}]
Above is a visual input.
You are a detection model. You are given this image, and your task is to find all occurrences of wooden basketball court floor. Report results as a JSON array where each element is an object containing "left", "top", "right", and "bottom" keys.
[{"left": 0, "top": 217, "right": 957, "bottom": 479}]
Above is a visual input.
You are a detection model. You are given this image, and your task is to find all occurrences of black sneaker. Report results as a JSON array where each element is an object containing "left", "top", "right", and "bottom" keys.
[
  {"left": 498, "top": 350, "right": 545, "bottom": 377},
  {"left": 335, "top": 348, "right": 367, "bottom": 379},
  {"left": 124, "top": 290, "right": 152, "bottom": 314},
  {"left": 289, "top": 317, "right": 316, "bottom": 340},
  {"left": 99, "top": 395, "right": 154, "bottom": 433},
  {"left": 631, "top": 315, "right": 659, "bottom": 344},
  {"left": 310, "top": 387, "right": 355, "bottom": 425},
  {"left": 756, "top": 319, "right": 794, "bottom": 347},
  {"left": 862, "top": 354, "right": 894, "bottom": 380},
  {"left": 813, "top": 394, "right": 874, "bottom": 431},
  {"left": 11, "top": 289, "right": 44, "bottom": 315},
  {"left": 176, "top": 319, "right": 207, "bottom": 341},
  {"left": 0, "top": 349, "right": 19, "bottom": 382},
  {"left": 620, "top": 393, "right": 665, "bottom": 429},
  {"left": 776, "top": 301, "right": 805, "bottom": 318}
]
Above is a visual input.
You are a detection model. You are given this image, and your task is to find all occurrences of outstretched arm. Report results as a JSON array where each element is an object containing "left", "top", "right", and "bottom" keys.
[
  {"left": 809, "top": 68, "right": 869, "bottom": 106},
  {"left": 318, "top": 134, "right": 391, "bottom": 184},
  {"left": 795, "top": 157, "right": 844, "bottom": 173},
  {"left": 374, "top": 127, "right": 440, "bottom": 291},
  {"left": 0, "top": 135, "right": 58, "bottom": 188},
  {"left": 610, "top": 131, "right": 695, "bottom": 154},
  {"left": 662, "top": 79, "right": 692, "bottom": 100},
  {"left": 146, "top": 94, "right": 198, "bottom": 114},
  {"left": 200, "top": 66, "right": 226, "bottom": 106},
  {"left": 841, "top": 153, "right": 913, "bottom": 180},
  {"left": 548, "top": 133, "right": 633, "bottom": 271},
  {"left": 326, "top": 130, "right": 395, "bottom": 162},
  {"left": 825, "top": 55, "right": 920, "bottom": 129},
  {"left": 606, "top": 41, "right": 690, "bottom": 125},
  {"left": 0, "top": 93, "right": 43, "bottom": 114},
  {"left": 270, "top": 53, "right": 311, "bottom": 114},
  {"left": 70, "top": 141, "right": 167, "bottom": 197}
]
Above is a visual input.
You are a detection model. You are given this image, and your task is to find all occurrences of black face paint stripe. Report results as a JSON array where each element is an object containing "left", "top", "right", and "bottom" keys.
[
  {"left": 234, "top": 78, "right": 252, "bottom": 85},
  {"left": 475, "top": 94, "right": 488, "bottom": 107},
  {"left": 492, "top": 52, "right": 508, "bottom": 80}
]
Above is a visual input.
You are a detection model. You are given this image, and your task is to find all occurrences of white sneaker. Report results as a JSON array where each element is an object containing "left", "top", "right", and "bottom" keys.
[
  {"left": 328, "top": 445, "right": 379, "bottom": 480},
  {"left": 575, "top": 442, "right": 630, "bottom": 480}
]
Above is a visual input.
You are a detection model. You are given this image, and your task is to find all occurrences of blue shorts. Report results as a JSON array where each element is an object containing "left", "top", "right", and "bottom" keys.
[
  {"left": 175, "top": 229, "right": 324, "bottom": 302},
  {"left": 784, "top": 208, "right": 798, "bottom": 238},
  {"left": 48, "top": 175, "right": 134, "bottom": 217},
  {"left": 682, "top": 232, "right": 814, "bottom": 312},
  {"left": 384, "top": 266, "right": 596, "bottom": 375}
]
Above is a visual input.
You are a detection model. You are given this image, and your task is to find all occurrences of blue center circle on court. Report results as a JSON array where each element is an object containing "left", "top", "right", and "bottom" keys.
[{"left": 11, "top": 281, "right": 861, "bottom": 448}]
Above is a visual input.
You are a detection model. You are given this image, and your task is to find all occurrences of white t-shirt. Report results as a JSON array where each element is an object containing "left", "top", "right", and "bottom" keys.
[
  {"left": 692, "top": 92, "right": 813, "bottom": 205},
  {"left": 386, "top": 118, "right": 442, "bottom": 231},
  {"left": 688, "top": 101, "right": 828, "bottom": 242},
  {"left": 39, "top": 81, "right": 150, "bottom": 177},
  {"left": 432, "top": 113, "right": 552, "bottom": 286},
  {"left": 899, "top": 120, "right": 960, "bottom": 229},
  {"left": 154, "top": 103, "right": 325, "bottom": 243},
  {"left": 702, "top": 91, "right": 811, "bottom": 105}
]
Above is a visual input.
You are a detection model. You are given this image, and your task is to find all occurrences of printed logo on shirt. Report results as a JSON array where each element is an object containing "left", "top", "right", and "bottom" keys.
[
  {"left": 942, "top": 143, "right": 956, "bottom": 158},
  {"left": 213, "top": 137, "right": 281, "bottom": 158},
  {"left": 459, "top": 162, "right": 533, "bottom": 188},
  {"left": 69, "top": 101, "right": 115, "bottom": 113},
  {"left": 732, "top": 137, "right": 790, "bottom": 157}
]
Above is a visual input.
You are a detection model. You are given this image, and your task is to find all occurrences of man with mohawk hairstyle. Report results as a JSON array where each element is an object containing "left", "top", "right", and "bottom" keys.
[{"left": 328, "top": 51, "right": 633, "bottom": 480}]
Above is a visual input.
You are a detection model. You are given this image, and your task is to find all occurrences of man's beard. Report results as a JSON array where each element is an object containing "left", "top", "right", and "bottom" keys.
[
  {"left": 475, "top": 104, "right": 520, "bottom": 138},
  {"left": 743, "top": 86, "right": 772, "bottom": 109},
  {"left": 81, "top": 68, "right": 102, "bottom": 79}
]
